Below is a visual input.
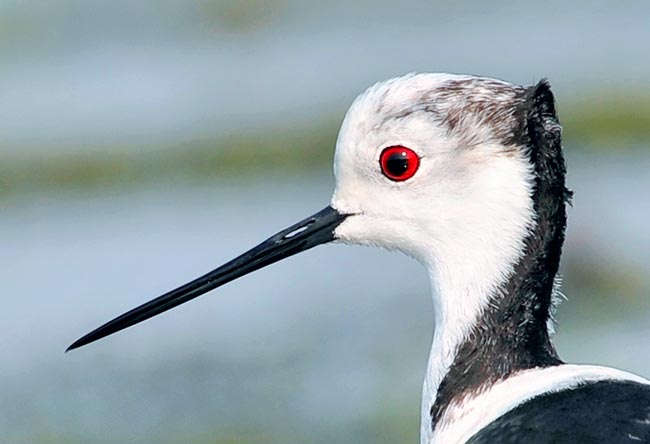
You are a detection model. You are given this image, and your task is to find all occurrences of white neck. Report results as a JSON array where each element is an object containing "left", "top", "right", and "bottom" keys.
[
  {"left": 419, "top": 263, "right": 501, "bottom": 443},
  {"left": 417, "top": 155, "right": 537, "bottom": 444}
]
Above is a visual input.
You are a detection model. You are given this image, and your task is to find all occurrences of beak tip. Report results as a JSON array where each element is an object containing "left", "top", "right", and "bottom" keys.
[{"left": 66, "top": 337, "right": 88, "bottom": 353}]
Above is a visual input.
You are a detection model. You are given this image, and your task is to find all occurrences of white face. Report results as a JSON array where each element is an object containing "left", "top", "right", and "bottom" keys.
[{"left": 330, "top": 74, "right": 536, "bottom": 297}]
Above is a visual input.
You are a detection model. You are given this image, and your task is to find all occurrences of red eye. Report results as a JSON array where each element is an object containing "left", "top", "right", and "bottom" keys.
[{"left": 379, "top": 146, "right": 420, "bottom": 181}]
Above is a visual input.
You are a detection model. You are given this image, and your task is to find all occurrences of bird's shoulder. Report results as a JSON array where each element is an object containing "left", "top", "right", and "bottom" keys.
[{"left": 466, "top": 379, "right": 650, "bottom": 444}]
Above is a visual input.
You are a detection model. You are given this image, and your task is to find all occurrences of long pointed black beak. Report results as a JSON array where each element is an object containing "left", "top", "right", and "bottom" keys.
[{"left": 67, "top": 205, "right": 348, "bottom": 352}]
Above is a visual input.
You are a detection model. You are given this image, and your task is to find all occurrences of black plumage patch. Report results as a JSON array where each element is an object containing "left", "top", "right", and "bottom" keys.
[
  {"left": 467, "top": 380, "right": 650, "bottom": 444},
  {"left": 430, "top": 80, "right": 573, "bottom": 428}
]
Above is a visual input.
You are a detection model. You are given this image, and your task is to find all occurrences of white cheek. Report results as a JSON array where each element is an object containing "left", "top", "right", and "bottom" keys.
[
  {"left": 428, "top": 150, "right": 535, "bottom": 283},
  {"left": 332, "top": 212, "right": 433, "bottom": 262},
  {"left": 332, "top": 148, "right": 535, "bottom": 292}
]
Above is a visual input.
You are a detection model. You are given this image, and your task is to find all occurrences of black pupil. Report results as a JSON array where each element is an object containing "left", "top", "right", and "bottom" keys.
[{"left": 385, "top": 152, "right": 409, "bottom": 176}]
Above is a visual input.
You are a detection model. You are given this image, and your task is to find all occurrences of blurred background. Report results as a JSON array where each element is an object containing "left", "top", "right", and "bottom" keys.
[{"left": 2, "top": 0, "right": 649, "bottom": 443}]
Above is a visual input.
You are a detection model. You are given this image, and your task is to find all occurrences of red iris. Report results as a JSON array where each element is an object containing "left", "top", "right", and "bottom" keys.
[{"left": 379, "top": 146, "right": 420, "bottom": 181}]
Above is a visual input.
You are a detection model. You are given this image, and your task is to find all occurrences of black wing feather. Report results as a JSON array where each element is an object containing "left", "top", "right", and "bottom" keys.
[{"left": 467, "top": 380, "right": 650, "bottom": 444}]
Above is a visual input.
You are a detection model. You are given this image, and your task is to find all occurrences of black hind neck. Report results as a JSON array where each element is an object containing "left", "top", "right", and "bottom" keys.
[{"left": 430, "top": 80, "right": 572, "bottom": 429}]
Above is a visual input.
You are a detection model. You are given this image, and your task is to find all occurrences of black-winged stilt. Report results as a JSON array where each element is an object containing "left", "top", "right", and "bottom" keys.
[{"left": 68, "top": 73, "right": 650, "bottom": 443}]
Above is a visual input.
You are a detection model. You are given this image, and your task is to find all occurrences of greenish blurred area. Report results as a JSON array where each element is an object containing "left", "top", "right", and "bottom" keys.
[
  {"left": 0, "top": 118, "right": 340, "bottom": 195},
  {"left": 2, "top": 97, "right": 650, "bottom": 196}
]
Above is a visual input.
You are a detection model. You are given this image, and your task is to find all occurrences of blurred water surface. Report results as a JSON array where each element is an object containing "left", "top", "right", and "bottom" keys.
[{"left": 2, "top": 152, "right": 649, "bottom": 444}]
